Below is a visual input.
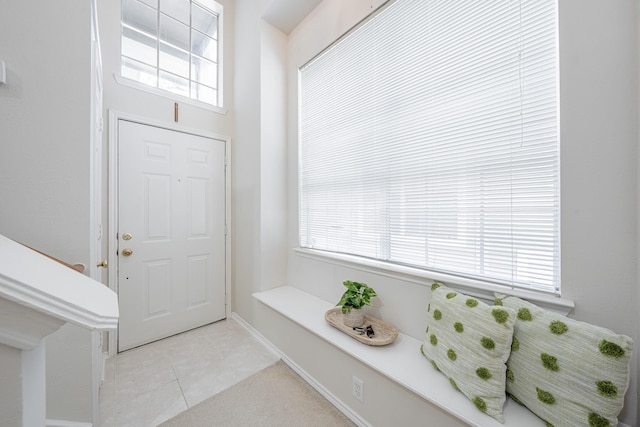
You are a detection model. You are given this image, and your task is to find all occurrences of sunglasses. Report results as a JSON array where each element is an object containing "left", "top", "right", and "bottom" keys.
[{"left": 353, "top": 325, "right": 375, "bottom": 338}]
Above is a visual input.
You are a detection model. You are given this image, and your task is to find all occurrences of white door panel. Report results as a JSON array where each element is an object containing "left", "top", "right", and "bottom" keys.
[{"left": 118, "top": 120, "right": 226, "bottom": 351}]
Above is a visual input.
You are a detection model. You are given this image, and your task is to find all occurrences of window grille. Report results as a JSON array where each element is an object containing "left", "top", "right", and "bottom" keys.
[{"left": 121, "top": 0, "right": 222, "bottom": 106}]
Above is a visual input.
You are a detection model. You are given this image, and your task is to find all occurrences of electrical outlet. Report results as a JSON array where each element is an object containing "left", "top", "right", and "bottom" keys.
[{"left": 352, "top": 376, "right": 364, "bottom": 402}]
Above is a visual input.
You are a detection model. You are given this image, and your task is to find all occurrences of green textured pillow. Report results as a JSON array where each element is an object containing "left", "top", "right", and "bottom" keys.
[
  {"left": 495, "top": 294, "right": 633, "bottom": 427},
  {"left": 421, "top": 283, "right": 516, "bottom": 422}
]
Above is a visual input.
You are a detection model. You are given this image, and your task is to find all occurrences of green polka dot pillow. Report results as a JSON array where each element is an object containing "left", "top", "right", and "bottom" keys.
[
  {"left": 420, "top": 283, "right": 516, "bottom": 422},
  {"left": 495, "top": 294, "right": 633, "bottom": 427}
]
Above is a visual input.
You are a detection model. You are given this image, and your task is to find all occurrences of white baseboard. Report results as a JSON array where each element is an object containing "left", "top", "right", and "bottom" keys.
[
  {"left": 46, "top": 420, "right": 92, "bottom": 427},
  {"left": 230, "top": 313, "right": 281, "bottom": 359},
  {"left": 230, "top": 312, "right": 371, "bottom": 427}
]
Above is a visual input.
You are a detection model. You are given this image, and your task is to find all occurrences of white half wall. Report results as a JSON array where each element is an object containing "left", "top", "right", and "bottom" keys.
[
  {"left": 0, "top": 344, "right": 22, "bottom": 426},
  {"left": 45, "top": 325, "right": 93, "bottom": 422},
  {"left": 253, "top": 302, "right": 469, "bottom": 427}
]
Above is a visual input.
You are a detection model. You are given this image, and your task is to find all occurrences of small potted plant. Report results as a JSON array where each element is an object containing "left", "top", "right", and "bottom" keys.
[{"left": 336, "top": 280, "right": 377, "bottom": 327}]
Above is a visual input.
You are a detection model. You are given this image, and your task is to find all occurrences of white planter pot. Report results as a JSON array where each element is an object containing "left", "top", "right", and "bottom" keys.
[{"left": 343, "top": 308, "right": 364, "bottom": 327}]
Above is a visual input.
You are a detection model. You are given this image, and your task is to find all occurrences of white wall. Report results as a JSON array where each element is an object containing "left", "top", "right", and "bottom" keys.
[
  {"left": 274, "top": 0, "right": 639, "bottom": 425},
  {"left": 637, "top": 1, "right": 640, "bottom": 420},
  {"left": 635, "top": 2, "right": 640, "bottom": 422},
  {"left": 232, "top": 0, "right": 290, "bottom": 325},
  {"left": 233, "top": 0, "right": 267, "bottom": 322},
  {"left": 0, "top": 0, "right": 91, "bottom": 262},
  {"left": 0, "top": 344, "right": 22, "bottom": 426},
  {"left": 260, "top": 21, "right": 288, "bottom": 301},
  {"left": 0, "top": 0, "right": 97, "bottom": 423},
  {"left": 557, "top": 1, "right": 638, "bottom": 423}
]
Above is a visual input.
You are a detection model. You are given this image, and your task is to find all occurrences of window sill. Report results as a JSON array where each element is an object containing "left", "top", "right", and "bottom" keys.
[
  {"left": 293, "top": 248, "right": 574, "bottom": 316},
  {"left": 253, "top": 285, "right": 546, "bottom": 427},
  {"left": 114, "top": 75, "right": 227, "bottom": 115}
]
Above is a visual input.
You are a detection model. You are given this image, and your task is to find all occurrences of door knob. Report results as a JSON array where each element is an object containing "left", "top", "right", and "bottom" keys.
[
  {"left": 97, "top": 259, "right": 108, "bottom": 268},
  {"left": 121, "top": 248, "right": 133, "bottom": 257},
  {"left": 122, "top": 233, "right": 133, "bottom": 241}
]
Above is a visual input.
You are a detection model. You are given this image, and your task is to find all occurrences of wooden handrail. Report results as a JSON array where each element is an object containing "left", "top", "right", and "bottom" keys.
[{"left": 17, "top": 242, "right": 85, "bottom": 273}]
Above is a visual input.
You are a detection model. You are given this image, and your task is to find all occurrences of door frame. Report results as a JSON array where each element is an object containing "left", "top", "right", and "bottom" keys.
[
  {"left": 107, "top": 110, "right": 232, "bottom": 356},
  {"left": 89, "top": 0, "right": 103, "bottom": 422}
]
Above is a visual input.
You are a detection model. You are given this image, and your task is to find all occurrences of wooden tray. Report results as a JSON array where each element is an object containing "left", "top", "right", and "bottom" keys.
[{"left": 325, "top": 307, "right": 399, "bottom": 346}]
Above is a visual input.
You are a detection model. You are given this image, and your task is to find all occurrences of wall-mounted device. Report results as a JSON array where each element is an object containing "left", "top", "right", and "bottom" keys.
[{"left": 0, "top": 61, "right": 6, "bottom": 85}]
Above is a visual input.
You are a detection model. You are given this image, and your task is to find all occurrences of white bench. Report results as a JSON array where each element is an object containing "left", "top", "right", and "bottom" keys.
[{"left": 254, "top": 285, "right": 546, "bottom": 427}]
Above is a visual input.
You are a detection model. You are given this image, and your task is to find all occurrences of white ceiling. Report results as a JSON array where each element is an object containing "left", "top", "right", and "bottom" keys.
[{"left": 262, "top": 0, "right": 323, "bottom": 34}]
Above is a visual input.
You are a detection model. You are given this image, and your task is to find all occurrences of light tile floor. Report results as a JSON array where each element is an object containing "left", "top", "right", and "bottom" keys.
[{"left": 99, "top": 318, "right": 280, "bottom": 427}]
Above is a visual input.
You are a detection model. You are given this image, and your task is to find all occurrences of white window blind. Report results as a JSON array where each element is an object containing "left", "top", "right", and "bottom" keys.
[{"left": 299, "top": 0, "right": 560, "bottom": 293}]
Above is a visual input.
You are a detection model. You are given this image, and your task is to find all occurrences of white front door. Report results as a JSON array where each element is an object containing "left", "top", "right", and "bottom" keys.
[{"left": 117, "top": 120, "right": 226, "bottom": 351}]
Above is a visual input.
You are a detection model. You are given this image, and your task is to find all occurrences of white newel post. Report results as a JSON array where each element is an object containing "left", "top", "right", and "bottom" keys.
[{"left": 0, "top": 234, "right": 119, "bottom": 427}]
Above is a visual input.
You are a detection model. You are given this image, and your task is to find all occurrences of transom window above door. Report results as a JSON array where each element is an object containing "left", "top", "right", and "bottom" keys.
[{"left": 121, "top": 0, "right": 223, "bottom": 107}]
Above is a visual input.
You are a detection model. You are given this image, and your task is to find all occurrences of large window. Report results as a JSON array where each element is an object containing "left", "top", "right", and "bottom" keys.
[
  {"left": 299, "top": 0, "right": 560, "bottom": 293},
  {"left": 121, "top": 0, "right": 222, "bottom": 107}
]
